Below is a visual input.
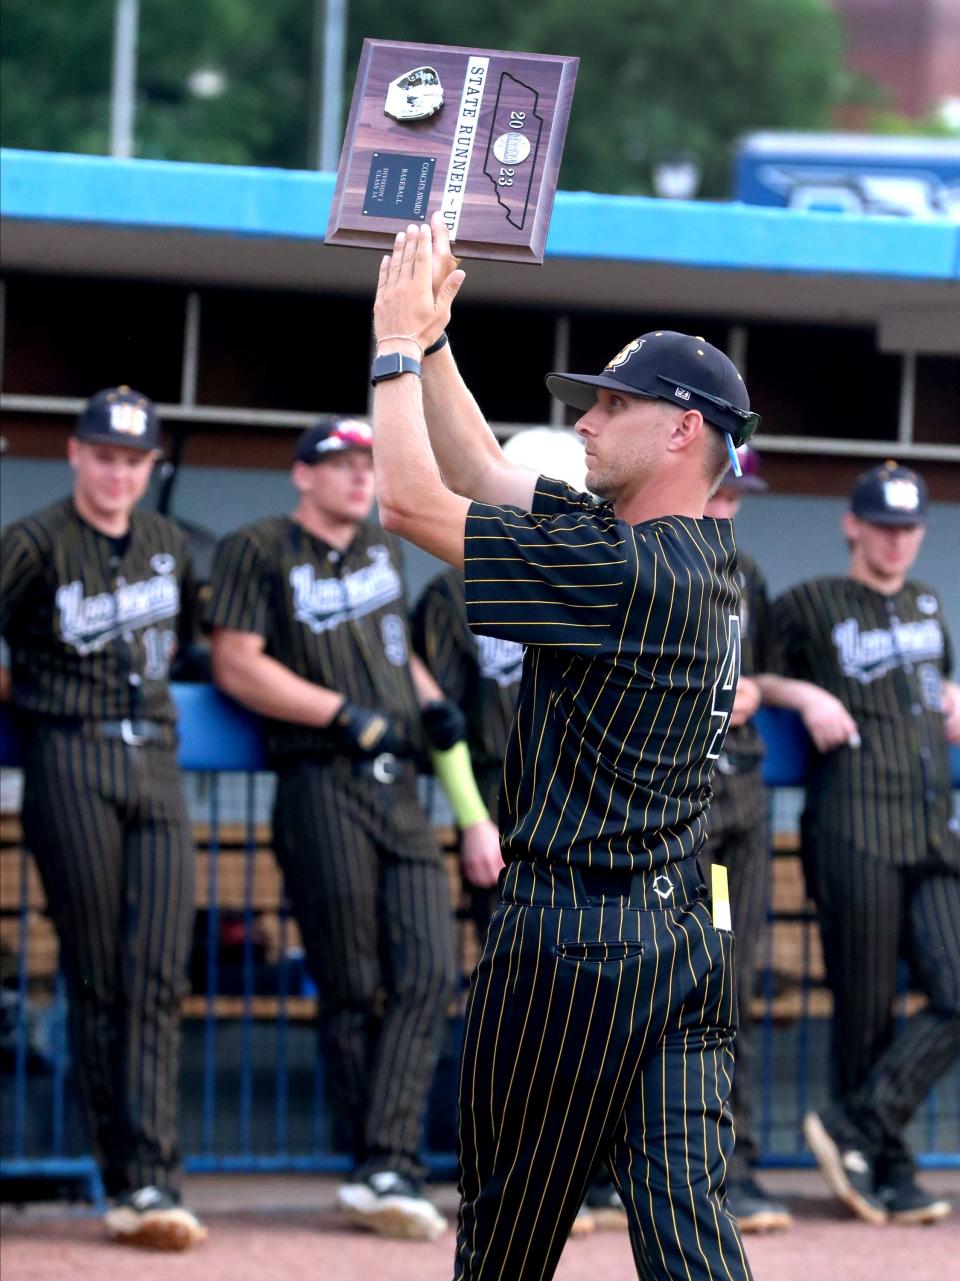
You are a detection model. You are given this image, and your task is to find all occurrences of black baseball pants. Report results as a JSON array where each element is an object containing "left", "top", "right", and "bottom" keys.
[
  {"left": 810, "top": 837, "right": 960, "bottom": 1181},
  {"left": 699, "top": 767, "right": 770, "bottom": 1178},
  {"left": 455, "top": 858, "right": 752, "bottom": 1281},
  {"left": 273, "top": 757, "right": 456, "bottom": 1182},
  {"left": 19, "top": 725, "right": 195, "bottom": 1199}
]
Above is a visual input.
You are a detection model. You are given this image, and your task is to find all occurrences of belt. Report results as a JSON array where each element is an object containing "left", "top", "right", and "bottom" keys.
[
  {"left": 20, "top": 712, "right": 168, "bottom": 746},
  {"left": 353, "top": 752, "right": 407, "bottom": 784},
  {"left": 96, "top": 719, "right": 166, "bottom": 746},
  {"left": 501, "top": 855, "right": 707, "bottom": 911}
]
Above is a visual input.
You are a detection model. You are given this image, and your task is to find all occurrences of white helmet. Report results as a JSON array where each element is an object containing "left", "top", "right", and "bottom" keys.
[{"left": 501, "top": 427, "right": 587, "bottom": 492}]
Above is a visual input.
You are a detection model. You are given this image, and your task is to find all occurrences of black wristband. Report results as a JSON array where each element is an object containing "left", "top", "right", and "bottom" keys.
[{"left": 423, "top": 332, "right": 448, "bottom": 357}]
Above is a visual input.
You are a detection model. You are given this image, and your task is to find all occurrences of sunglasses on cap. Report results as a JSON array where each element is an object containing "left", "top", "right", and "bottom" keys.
[{"left": 654, "top": 376, "right": 761, "bottom": 449}]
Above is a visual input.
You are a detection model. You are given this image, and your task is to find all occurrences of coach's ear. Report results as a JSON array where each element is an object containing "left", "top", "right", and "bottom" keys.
[{"left": 665, "top": 407, "right": 706, "bottom": 456}]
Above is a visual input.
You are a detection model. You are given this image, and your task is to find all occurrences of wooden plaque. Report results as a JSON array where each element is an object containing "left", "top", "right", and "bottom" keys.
[{"left": 325, "top": 39, "right": 579, "bottom": 264}]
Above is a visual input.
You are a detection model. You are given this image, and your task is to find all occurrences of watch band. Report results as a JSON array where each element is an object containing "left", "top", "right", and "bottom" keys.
[
  {"left": 370, "top": 352, "right": 423, "bottom": 385},
  {"left": 424, "top": 332, "right": 448, "bottom": 357}
]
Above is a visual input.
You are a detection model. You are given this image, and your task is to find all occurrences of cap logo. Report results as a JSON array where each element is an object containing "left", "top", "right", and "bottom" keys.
[
  {"left": 674, "top": 387, "right": 691, "bottom": 401},
  {"left": 109, "top": 403, "right": 148, "bottom": 437},
  {"left": 315, "top": 420, "right": 374, "bottom": 453},
  {"left": 883, "top": 478, "right": 919, "bottom": 512},
  {"left": 605, "top": 338, "right": 645, "bottom": 370}
]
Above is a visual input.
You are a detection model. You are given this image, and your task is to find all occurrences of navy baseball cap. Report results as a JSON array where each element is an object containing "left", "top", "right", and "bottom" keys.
[
  {"left": 546, "top": 331, "right": 759, "bottom": 454},
  {"left": 74, "top": 386, "right": 160, "bottom": 451},
  {"left": 716, "top": 446, "right": 768, "bottom": 494},
  {"left": 295, "top": 417, "right": 373, "bottom": 463},
  {"left": 850, "top": 461, "right": 928, "bottom": 526}
]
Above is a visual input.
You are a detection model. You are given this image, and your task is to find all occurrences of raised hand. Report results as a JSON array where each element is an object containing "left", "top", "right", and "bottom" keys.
[
  {"left": 430, "top": 211, "right": 462, "bottom": 304},
  {"left": 374, "top": 223, "right": 464, "bottom": 354}
]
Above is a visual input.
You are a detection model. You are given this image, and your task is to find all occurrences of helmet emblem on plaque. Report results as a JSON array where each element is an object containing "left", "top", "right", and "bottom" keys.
[{"left": 384, "top": 67, "right": 444, "bottom": 123}]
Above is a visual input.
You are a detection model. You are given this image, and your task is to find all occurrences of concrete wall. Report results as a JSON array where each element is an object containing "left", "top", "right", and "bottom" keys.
[{"left": 3, "top": 457, "right": 958, "bottom": 648}]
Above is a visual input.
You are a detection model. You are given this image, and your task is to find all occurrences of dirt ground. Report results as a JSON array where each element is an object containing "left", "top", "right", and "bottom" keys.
[{"left": 2, "top": 1170, "right": 959, "bottom": 1281}]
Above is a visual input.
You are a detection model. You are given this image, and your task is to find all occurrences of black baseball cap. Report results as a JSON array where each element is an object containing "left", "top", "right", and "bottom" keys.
[
  {"left": 850, "top": 461, "right": 928, "bottom": 526},
  {"left": 74, "top": 386, "right": 160, "bottom": 451},
  {"left": 295, "top": 417, "right": 373, "bottom": 463},
  {"left": 546, "top": 331, "right": 759, "bottom": 449}
]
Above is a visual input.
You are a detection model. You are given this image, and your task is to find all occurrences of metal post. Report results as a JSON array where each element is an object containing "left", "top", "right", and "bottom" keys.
[
  {"left": 312, "top": 0, "right": 348, "bottom": 171},
  {"left": 898, "top": 351, "right": 916, "bottom": 445},
  {"left": 109, "top": 0, "right": 139, "bottom": 159},
  {"left": 180, "top": 292, "right": 201, "bottom": 407},
  {"left": 550, "top": 315, "right": 571, "bottom": 426}
]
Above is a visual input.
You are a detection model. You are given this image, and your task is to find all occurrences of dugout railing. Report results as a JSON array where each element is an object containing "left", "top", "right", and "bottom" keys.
[{"left": 1, "top": 685, "right": 958, "bottom": 1206}]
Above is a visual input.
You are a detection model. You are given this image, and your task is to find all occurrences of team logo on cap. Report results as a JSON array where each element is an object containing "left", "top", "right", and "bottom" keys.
[
  {"left": 315, "top": 420, "right": 373, "bottom": 453},
  {"left": 883, "top": 477, "right": 920, "bottom": 512},
  {"left": 109, "top": 403, "right": 148, "bottom": 437},
  {"left": 605, "top": 338, "right": 645, "bottom": 370}
]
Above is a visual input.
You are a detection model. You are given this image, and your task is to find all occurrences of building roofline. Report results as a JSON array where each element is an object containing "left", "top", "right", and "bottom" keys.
[{"left": 3, "top": 147, "right": 958, "bottom": 283}]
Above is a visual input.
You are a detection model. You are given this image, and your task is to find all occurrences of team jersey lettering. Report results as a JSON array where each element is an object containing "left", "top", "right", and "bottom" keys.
[
  {"left": 476, "top": 633, "right": 525, "bottom": 687},
  {"left": 706, "top": 615, "right": 741, "bottom": 759},
  {"left": 289, "top": 545, "right": 402, "bottom": 633},
  {"left": 56, "top": 571, "right": 181, "bottom": 655},
  {"left": 831, "top": 616, "right": 943, "bottom": 683},
  {"left": 380, "top": 613, "right": 408, "bottom": 666}
]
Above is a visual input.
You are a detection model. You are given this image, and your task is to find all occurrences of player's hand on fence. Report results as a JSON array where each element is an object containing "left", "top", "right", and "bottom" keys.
[
  {"left": 460, "top": 818, "right": 504, "bottom": 888},
  {"left": 797, "top": 685, "right": 859, "bottom": 753},
  {"left": 421, "top": 699, "right": 468, "bottom": 751},
  {"left": 942, "top": 680, "right": 960, "bottom": 744},
  {"left": 730, "top": 675, "right": 761, "bottom": 727},
  {"left": 374, "top": 223, "right": 465, "bottom": 354},
  {"left": 332, "top": 701, "right": 407, "bottom": 760}
]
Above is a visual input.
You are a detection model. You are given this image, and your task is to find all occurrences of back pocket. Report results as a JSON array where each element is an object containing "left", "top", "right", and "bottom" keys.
[{"left": 552, "top": 941, "right": 644, "bottom": 962}]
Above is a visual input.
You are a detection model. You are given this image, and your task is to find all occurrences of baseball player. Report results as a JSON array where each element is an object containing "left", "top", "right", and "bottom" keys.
[
  {"left": 758, "top": 462, "right": 960, "bottom": 1225},
  {"left": 370, "top": 217, "right": 756, "bottom": 1280},
  {"left": 698, "top": 449, "right": 792, "bottom": 1233},
  {"left": 207, "top": 417, "right": 500, "bottom": 1241},
  {"left": 412, "top": 430, "right": 627, "bottom": 1240},
  {"left": 0, "top": 388, "right": 205, "bottom": 1250}
]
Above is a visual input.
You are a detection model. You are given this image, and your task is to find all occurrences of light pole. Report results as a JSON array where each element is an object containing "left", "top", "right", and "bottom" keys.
[
  {"left": 109, "top": 0, "right": 139, "bottom": 158},
  {"left": 311, "top": 0, "right": 348, "bottom": 171}
]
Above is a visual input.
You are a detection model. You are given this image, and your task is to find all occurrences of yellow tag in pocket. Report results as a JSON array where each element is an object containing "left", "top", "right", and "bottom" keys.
[{"left": 711, "top": 864, "right": 732, "bottom": 932}]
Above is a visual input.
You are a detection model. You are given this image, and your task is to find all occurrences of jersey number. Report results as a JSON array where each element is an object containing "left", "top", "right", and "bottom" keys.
[{"left": 706, "top": 615, "right": 741, "bottom": 760}]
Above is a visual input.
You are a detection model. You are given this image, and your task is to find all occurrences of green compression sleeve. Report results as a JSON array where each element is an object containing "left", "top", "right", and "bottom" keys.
[{"left": 430, "top": 740, "right": 489, "bottom": 829}]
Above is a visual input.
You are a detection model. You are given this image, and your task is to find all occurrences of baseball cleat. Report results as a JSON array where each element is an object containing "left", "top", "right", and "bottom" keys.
[
  {"left": 880, "top": 1178, "right": 952, "bottom": 1225},
  {"left": 337, "top": 1170, "right": 447, "bottom": 1241},
  {"left": 104, "top": 1185, "right": 207, "bottom": 1250},
  {"left": 725, "top": 1177, "right": 793, "bottom": 1233}
]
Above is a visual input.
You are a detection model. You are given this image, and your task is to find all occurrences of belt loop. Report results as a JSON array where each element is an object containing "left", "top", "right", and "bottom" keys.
[{"left": 568, "top": 866, "right": 586, "bottom": 908}]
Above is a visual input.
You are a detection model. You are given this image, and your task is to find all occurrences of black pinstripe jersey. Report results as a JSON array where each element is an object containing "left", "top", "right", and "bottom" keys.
[
  {"left": 412, "top": 567, "right": 522, "bottom": 809},
  {"left": 463, "top": 476, "right": 742, "bottom": 871},
  {"left": 774, "top": 576, "right": 958, "bottom": 868},
  {"left": 0, "top": 498, "right": 195, "bottom": 722},
  {"left": 207, "top": 517, "right": 424, "bottom": 761}
]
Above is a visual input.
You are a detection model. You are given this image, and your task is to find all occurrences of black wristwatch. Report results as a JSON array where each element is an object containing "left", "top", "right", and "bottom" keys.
[{"left": 370, "top": 352, "right": 422, "bottom": 385}]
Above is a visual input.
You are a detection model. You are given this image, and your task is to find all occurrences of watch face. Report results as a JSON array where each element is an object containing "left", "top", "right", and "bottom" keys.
[{"left": 371, "top": 352, "right": 421, "bottom": 384}]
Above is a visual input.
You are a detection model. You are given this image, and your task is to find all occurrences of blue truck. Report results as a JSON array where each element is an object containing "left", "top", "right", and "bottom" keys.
[{"left": 734, "top": 131, "right": 960, "bottom": 219}]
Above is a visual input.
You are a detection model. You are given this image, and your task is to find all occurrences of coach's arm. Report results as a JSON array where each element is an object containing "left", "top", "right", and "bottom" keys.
[{"left": 397, "top": 213, "right": 538, "bottom": 513}]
